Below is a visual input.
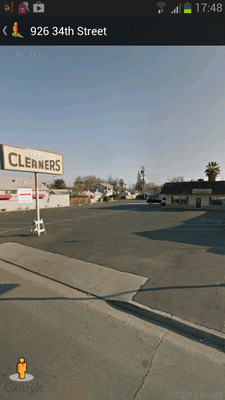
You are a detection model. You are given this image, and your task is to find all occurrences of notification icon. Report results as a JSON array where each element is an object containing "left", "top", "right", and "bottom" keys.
[
  {"left": 18, "top": 2, "right": 26, "bottom": 13},
  {"left": 4, "top": 2, "right": 10, "bottom": 11}
]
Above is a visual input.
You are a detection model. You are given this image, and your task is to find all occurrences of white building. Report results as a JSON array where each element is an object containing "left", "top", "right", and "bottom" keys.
[
  {"left": 0, "top": 176, "right": 70, "bottom": 211},
  {"left": 93, "top": 182, "right": 113, "bottom": 197}
]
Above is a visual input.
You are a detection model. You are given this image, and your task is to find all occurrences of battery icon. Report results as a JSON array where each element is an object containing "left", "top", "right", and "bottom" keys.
[{"left": 184, "top": 2, "right": 192, "bottom": 13}]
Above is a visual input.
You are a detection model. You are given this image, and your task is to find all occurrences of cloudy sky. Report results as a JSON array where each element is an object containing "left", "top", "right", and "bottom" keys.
[{"left": 0, "top": 46, "right": 225, "bottom": 186}]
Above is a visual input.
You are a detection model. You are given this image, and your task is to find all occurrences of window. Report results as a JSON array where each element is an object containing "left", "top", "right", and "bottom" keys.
[
  {"left": 210, "top": 197, "right": 225, "bottom": 206},
  {"left": 173, "top": 197, "right": 188, "bottom": 205}
]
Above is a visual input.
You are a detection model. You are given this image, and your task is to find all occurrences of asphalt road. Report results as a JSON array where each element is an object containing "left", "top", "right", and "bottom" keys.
[
  {"left": 1, "top": 259, "right": 224, "bottom": 400},
  {"left": 1, "top": 200, "right": 225, "bottom": 333}
]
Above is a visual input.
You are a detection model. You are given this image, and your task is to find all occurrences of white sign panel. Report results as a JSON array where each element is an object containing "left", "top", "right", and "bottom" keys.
[
  {"left": 18, "top": 188, "right": 33, "bottom": 203},
  {"left": 192, "top": 189, "right": 212, "bottom": 194},
  {"left": 0, "top": 144, "right": 63, "bottom": 175}
]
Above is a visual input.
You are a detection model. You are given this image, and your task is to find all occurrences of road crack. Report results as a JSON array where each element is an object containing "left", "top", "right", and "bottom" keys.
[{"left": 132, "top": 331, "right": 167, "bottom": 399}]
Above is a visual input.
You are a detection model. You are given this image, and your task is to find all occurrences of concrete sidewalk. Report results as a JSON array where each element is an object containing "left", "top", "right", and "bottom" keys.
[{"left": 0, "top": 242, "right": 224, "bottom": 351}]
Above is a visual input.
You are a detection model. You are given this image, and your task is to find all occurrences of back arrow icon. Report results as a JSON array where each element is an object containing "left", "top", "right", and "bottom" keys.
[{"left": 3, "top": 26, "right": 7, "bottom": 35}]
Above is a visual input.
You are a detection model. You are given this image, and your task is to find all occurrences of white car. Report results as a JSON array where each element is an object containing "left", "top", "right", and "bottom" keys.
[
  {"left": 161, "top": 197, "right": 166, "bottom": 206},
  {"left": 120, "top": 191, "right": 131, "bottom": 196}
]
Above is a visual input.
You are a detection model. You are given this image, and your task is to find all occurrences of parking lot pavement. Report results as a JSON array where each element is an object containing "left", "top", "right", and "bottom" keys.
[{"left": 0, "top": 200, "right": 225, "bottom": 342}]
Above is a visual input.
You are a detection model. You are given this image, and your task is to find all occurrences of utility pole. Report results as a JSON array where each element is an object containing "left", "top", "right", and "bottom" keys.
[{"left": 140, "top": 166, "right": 146, "bottom": 199}]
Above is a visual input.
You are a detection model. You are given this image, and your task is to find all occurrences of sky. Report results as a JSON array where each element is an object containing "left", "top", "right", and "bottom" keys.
[{"left": 0, "top": 46, "right": 225, "bottom": 187}]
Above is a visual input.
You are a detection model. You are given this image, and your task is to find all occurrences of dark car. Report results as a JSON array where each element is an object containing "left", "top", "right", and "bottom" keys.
[{"left": 147, "top": 196, "right": 161, "bottom": 204}]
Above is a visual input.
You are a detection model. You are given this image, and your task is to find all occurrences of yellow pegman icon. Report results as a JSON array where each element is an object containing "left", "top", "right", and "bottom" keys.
[
  {"left": 17, "top": 357, "right": 26, "bottom": 379},
  {"left": 13, "top": 22, "right": 18, "bottom": 35}
]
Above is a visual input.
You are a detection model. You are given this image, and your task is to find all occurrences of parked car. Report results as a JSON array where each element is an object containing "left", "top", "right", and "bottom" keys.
[
  {"left": 120, "top": 191, "right": 131, "bottom": 196},
  {"left": 161, "top": 197, "right": 166, "bottom": 206},
  {"left": 147, "top": 196, "right": 161, "bottom": 204}
]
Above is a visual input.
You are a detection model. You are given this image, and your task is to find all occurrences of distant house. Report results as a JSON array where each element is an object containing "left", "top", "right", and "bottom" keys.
[
  {"left": 0, "top": 176, "right": 48, "bottom": 199},
  {"left": 83, "top": 190, "right": 95, "bottom": 197},
  {"left": 94, "top": 182, "right": 113, "bottom": 197},
  {"left": 160, "top": 181, "right": 225, "bottom": 210},
  {"left": 50, "top": 188, "right": 71, "bottom": 195},
  {"left": 0, "top": 176, "right": 70, "bottom": 211}
]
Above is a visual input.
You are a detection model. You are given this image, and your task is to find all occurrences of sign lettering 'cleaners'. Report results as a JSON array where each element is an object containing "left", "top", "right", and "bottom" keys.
[{"left": 0, "top": 144, "right": 63, "bottom": 175}]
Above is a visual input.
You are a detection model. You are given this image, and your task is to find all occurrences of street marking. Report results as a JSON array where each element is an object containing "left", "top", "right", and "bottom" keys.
[
  {"left": 0, "top": 210, "right": 124, "bottom": 235},
  {"left": 0, "top": 225, "right": 32, "bottom": 234},
  {"left": 1, "top": 208, "right": 225, "bottom": 235}
]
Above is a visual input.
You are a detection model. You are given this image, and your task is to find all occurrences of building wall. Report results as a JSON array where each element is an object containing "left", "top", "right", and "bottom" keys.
[
  {"left": 125, "top": 194, "right": 136, "bottom": 199},
  {"left": 91, "top": 192, "right": 104, "bottom": 203},
  {"left": 166, "top": 194, "right": 225, "bottom": 210},
  {"left": 94, "top": 184, "right": 104, "bottom": 194},
  {"left": 47, "top": 194, "right": 70, "bottom": 208},
  {"left": 0, "top": 194, "right": 70, "bottom": 211},
  {"left": 94, "top": 184, "right": 113, "bottom": 196},
  {"left": 167, "top": 204, "right": 225, "bottom": 210},
  {"left": 70, "top": 197, "right": 91, "bottom": 206}
]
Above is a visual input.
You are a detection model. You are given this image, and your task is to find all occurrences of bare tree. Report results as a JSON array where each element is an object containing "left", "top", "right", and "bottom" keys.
[
  {"left": 135, "top": 171, "right": 142, "bottom": 191},
  {"left": 112, "top": 179, "right": 120, "bottom": 195},
  {"left": 74, "top": 175, "right": 102, "bottom": 191},
  {"left": 146, "top": 182, "right": 163, "bottom": 194},
  {"left": 108, "top": 173, "right": 113, "bottom": 184},
  {"left": 52, "top": 179, "right": 66, "bottom": 189},
  {"left": 169, "top": 176, "right": 185, "bottom": 183}
]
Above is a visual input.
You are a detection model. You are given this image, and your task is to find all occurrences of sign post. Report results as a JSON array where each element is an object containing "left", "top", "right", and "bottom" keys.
[
  {"left": 30, "top": 172, "right": 46, "bottom": 236},
  {"left": 36, "top": 173, "right": 40, "bottom": 223},
  {"left": 0, "top": 144, "right": 63, "bottom": 237}
]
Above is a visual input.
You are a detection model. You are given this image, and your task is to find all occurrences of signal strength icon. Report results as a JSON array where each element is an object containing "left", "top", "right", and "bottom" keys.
[{"left": 171, "top": 3, "right": 181, "bottom": 13}]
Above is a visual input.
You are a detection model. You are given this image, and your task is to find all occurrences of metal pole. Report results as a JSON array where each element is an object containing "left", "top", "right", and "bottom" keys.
[
  {"left": 35, "top": 172, "right": 40, "bottom": 236},
  {"left": 141, "top": 166, "right": 146, "bottom": 199}
]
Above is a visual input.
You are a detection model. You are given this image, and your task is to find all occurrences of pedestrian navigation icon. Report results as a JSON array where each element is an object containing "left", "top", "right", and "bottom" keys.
[
  {"left": 17, "top": 358, "right": 26, "bottom": 379},
  {"left": 9, "top": 357, "right": 34, "bottom": 381}
]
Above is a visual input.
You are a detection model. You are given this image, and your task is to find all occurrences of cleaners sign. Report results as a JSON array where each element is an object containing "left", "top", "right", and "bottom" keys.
[
  {"left": 0, "top": 144, "right": 63, "bottom": 175},
  {"left": 18, "top": 188, "right": 33, "bottom": 203}
]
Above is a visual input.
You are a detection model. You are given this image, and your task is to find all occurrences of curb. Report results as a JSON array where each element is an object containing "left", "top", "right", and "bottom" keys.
[
  {"left": 1, "top": 254, "right": 224, "bottom": 352},
  {"left": 106, "top": 299, "right": 225, "bottom": 351},
  {"left": 0, "top": 258, "right": 225, "bottom": 352}
]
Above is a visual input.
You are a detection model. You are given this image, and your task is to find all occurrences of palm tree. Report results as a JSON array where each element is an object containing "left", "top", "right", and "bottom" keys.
[{"left": 204, "top": 161, "right": 221, "bottom": 181}]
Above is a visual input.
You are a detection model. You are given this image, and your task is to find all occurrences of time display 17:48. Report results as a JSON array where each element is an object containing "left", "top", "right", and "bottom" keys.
[{"left": 195, "top": 3, "right": 223, "bottom": 12}]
